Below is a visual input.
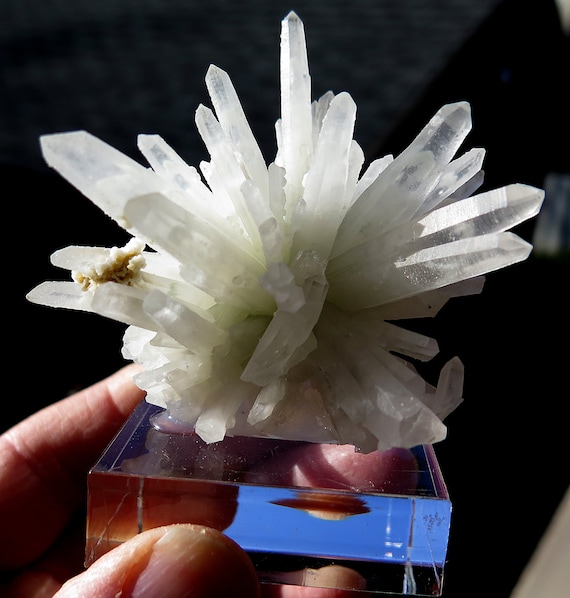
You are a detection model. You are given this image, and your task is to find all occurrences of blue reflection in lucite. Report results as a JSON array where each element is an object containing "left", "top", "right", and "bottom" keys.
[{"left": 224, "top": 475, "right": 450, "bottom": 566}]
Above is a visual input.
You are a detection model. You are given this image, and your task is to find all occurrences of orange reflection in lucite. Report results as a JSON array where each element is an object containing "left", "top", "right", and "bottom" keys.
[
  {"left": 86, "top": 472, "right": 238, "bottom": 564},
  {"left": 86, "top": 471, "right": 141, "bottom": 561},
  {"left": 140, "top": 476, "right": 238, "bottom": 529}
]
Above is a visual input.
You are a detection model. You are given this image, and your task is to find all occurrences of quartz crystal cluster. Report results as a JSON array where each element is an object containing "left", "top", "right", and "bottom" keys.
[{"left": 27, "top": 12, "right": 543, "bottom": 452}]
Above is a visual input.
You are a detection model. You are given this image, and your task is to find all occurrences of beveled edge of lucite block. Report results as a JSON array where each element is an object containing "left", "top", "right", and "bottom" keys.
[{"left": 86, "top": 399, "right": 452, "bottom": 596}]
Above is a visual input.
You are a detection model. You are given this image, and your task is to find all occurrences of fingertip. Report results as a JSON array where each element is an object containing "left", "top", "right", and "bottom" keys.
[
  {"left": 97, "top": 363, "right": 146, "bottom": 418},
  {"left": 55, "top": 524, "right": 260, "bottom": 598},
  {"left": 133, "top": 525, "right": 260, "bottom": 598}
]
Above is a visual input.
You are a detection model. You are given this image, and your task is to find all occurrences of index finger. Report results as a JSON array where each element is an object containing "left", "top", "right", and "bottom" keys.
[{"left": 0, "top": 364, "right": 145, "bottom": 569}]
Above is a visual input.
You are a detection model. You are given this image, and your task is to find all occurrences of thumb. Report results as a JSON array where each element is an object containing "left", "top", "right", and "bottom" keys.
[{"left": 55, "top": 524, "right": 260, "bottom": 598}]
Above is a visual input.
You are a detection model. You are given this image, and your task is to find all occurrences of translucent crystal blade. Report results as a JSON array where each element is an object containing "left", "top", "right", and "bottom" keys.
[
  {"left": 205, "top": 65, "right": 268, "bottom": 198},
  {"left": 195, "top": 104, "right": 263, "bottom": 248},
  {"left": 398, "top": 231, "right": 533, "bottom": 278},
  {"left": 350, "top": 316, "right": 440, "bottom": 362},
  {"left": 240, "top": 180, "right": 284, "bottom": 265},
  {"left": 352, "top": 154, "right": 394, "bottom": 205},
  {"left": 280, "top": 11, "right": 313, "bottom": 211},
  {"left": 310, "top": 90, "right": 334, "bottom": 146},
  {"left": 290, "top": 92, "right": 358, "bottom": 266},
  {"left": 432, "top": 357, "right": 464, "bottom": 420},
  {"left": 50, "top": 245, "right": 112, "bottom": 271},
  {"left": 365, "top": 277, "right": 485, "bottom": 321},
  {"left": 405, "top": 101, "right": 472, "bottom": 164},
  {"left": 195, "top": 382, "right": 255, "bottom": 443},
  {"left": 267, "top": 163, "right": 287, "bottom": 236},
  {"left": 328, "top": 232, "right": 532, "bottom": 310},
  {"left": 137, "top": 134, "right": 211, "bottom": 201},
  {"left": 26, "top": 280, "right": 94, "bottom": 311},
  {"left": 413, "top": 184, "right": 544, "bottom": 247},
  {"left": 40, "top": 131, "right": 163, "bottom": 230}
]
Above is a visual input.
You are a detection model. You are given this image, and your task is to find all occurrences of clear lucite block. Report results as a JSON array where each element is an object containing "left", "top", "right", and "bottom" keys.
[{"left": 86, "top": 400, "right": 452, "bottom": 595}]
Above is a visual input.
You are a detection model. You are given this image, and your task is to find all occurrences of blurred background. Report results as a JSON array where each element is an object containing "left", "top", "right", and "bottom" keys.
[{"left": 2, "top": 0, "right": 569, "bottom": 596}]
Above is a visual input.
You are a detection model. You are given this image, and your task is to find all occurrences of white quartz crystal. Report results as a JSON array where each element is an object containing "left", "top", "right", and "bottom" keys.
[{"left": 27, "top": 12, "right": 544, "bottom": 450}]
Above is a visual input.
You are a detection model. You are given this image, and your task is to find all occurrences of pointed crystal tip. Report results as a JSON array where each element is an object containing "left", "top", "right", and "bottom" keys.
[{"left": 284, "top": 10, "right": 300, "bottom": 22}]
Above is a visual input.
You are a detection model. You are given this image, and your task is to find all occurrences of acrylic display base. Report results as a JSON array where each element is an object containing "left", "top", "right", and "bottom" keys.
[{"left": 86, "top": 400, "right": 452, "bottom": 595}]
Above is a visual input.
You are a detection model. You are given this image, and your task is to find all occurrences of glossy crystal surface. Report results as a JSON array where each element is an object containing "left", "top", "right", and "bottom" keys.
[{"left": 86, "top": 400, "right": 452, "bottom": 595}]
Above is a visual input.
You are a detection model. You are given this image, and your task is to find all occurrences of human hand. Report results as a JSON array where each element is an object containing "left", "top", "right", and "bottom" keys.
[
  {"left": 0, "top": 364, "right": 414, "bottom": 597},
  {"left": 0, "top": 365, "right": 262, "bottom": 597}
]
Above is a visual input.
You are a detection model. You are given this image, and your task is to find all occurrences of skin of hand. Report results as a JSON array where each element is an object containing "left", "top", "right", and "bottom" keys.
[{"left": 0, "top": 364, "right": 384, "bottom": 597}]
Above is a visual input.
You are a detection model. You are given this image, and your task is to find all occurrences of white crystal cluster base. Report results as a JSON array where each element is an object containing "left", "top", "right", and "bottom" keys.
[{"left": 86, "top": 400, "right": 452, "bottom": 595}]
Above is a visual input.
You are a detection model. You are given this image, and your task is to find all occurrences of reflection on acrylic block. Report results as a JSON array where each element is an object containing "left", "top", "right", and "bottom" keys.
[{"left": 86, "top": 400, "right": 452, "bottom": 595}]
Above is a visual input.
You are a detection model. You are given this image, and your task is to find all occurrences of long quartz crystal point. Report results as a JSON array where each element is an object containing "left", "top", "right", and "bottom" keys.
[
  {"left": 290, "top": 92, "right": 358, "bottom": 268},
  {"left": 366, "top": 277, "right": 485, "bottom": 322},
  {"left": 351, "top": 317, "right": 439, "bottom": 362},
  {"left": 432, "top": 356, "right": 464, "bottom": 420},
  {"left": 26, "top": 280, "right": 93, "bottom": 311},
  {"left": 122, "top": 192, "right": 257, "bottom": 274},
  {"left": 408, "top": 101, "right": 472, "bottom": 163},
  {"left": 40, "top": 132, "right": 163, "bottom": 229},
  {"left": 205, "top": 65, "right": 269, "bottom": 199},
  {"left": 410, "top": 183, "right": 544, "bottom": 247},
  {"left": 330, "top": 148, "right": 436, "bottom": 257},
  {"left": 195, "top": 104, "right": 263, "bottom": 249},
  {"left": 310, "top": 91, "right": 334, "bottom": 145},
  {"left": 328, "top": 230, "right": 532, "bottom": 311},
  {"left": 395, "top": 232, "right": 533, "bottom": 289},
  {"left": 137, "top": 134, "right": 211, "bottom": 199},
  {"left": 280, "top": 11, "right": 313, "bottom": 214},
  {"left": 352, "top": 154, "right": 393, "bottom": 206},
  {"left": 329, "top": 182, "right": 542, "bottom": 276}
]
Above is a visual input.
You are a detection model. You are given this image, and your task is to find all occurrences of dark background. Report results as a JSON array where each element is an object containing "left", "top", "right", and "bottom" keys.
[{"left": 3, "top": 0, "right": 569, "bottom": 596}]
